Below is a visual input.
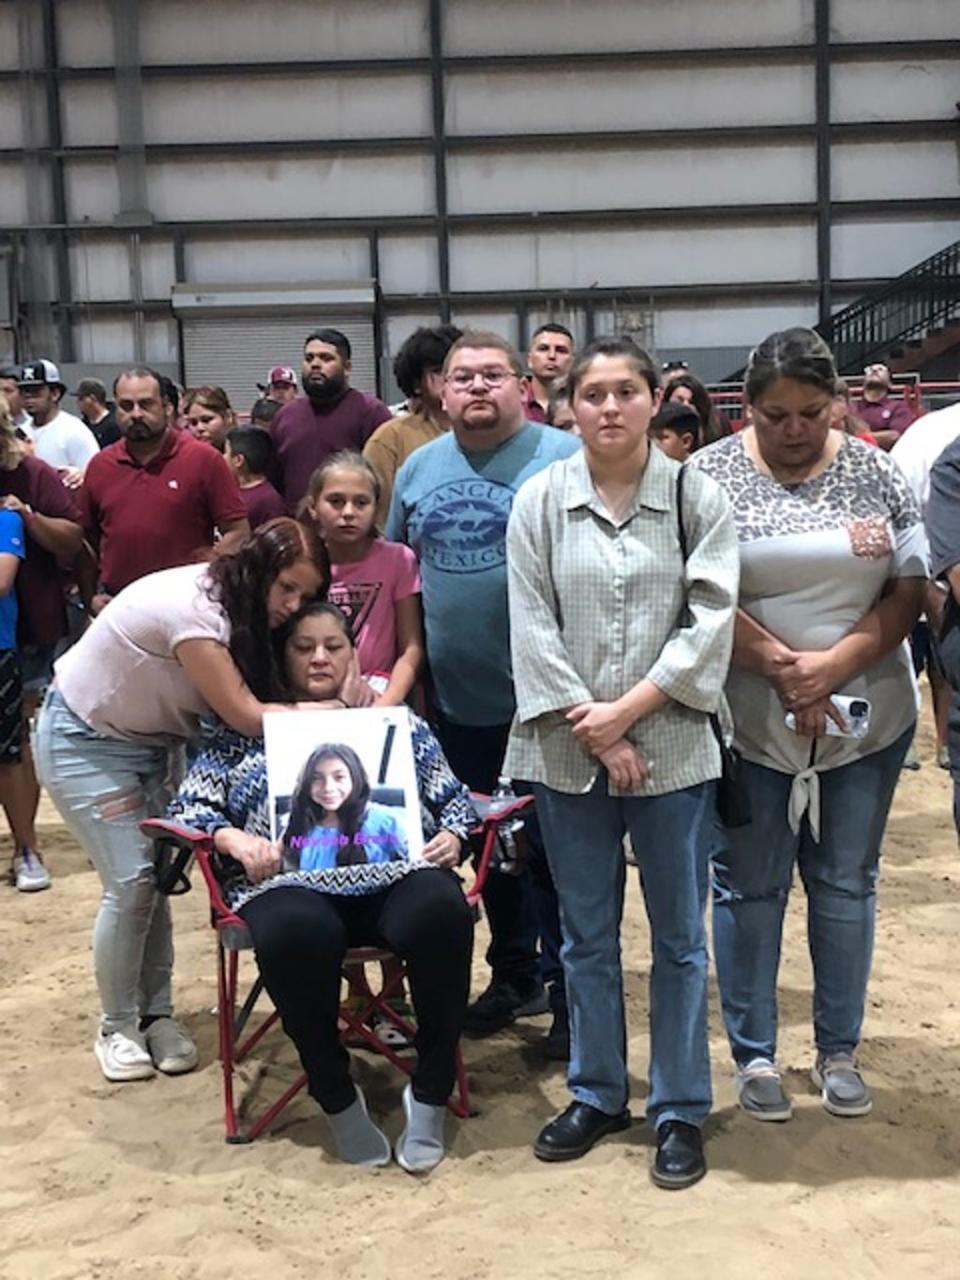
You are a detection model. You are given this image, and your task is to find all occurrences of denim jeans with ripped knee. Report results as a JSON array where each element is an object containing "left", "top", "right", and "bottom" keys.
[{"left": 34, "top": 688, "right": 180, "bottom": 1033}]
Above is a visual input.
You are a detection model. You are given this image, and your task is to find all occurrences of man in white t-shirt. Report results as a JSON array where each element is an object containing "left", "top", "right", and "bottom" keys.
[
  {"left": 891, "top": 400, "right": 960, "bottom": 516},
  {"left": 18, "top": 360, "right": 99, "bottom": 488},
  {"left": 891, "top": 399, "right": 960, "bottom": 767}
]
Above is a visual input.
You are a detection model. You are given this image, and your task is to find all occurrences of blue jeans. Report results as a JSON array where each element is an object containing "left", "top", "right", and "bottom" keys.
[
  {"left": 712, "top": 726, "right": 912, "bottom": 1066},
  {"left": 534, "top": 775, "right": 716, "bottom": 1129},
  {"left": 33, "top": 688, "right": 181, "bottom": 1033}
]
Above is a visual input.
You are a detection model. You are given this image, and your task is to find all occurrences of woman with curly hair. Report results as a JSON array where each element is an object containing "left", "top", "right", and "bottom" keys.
[{"left": 33, "top": 517, "right": 351, "bottom": 1085}]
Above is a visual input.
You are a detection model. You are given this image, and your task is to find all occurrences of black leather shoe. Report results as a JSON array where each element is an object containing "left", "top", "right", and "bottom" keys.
[
  {"left": 652, "top": 1120, "right": 706, "bottom": 1189},
  {"left": 533, "top": 1101, "right": 631, "bottom": 1162},
  {"left": 463, "top": 982, "right": 547, "bottom": 1038},
  {"left": 543, "top": 1008, "right": 570, "bottom": 1062}
]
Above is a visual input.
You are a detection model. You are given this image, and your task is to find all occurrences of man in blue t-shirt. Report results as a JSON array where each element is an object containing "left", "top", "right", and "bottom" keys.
[
  {"left": 0, "top": 507, "right": 42, "bottom": 890},
  {"left": 387, "top": 331, "right": 580, "bottom": 1051}
]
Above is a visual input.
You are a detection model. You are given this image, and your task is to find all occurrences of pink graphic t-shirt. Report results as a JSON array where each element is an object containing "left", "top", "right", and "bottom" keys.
[{"left": 328, "top": 538, "right": 421, "bottom": 676}]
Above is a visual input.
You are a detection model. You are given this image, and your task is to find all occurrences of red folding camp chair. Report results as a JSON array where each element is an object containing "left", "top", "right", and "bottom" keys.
[{"left": 143, "top": 791, "right": 534, "bottom": 1144}]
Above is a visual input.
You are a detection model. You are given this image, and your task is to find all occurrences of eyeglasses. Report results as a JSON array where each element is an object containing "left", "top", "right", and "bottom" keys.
[{"left": 445, "top": 368, "right": 518, "bottom": 390}]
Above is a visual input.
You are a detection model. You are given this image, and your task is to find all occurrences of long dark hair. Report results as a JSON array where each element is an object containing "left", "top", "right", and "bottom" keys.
[
  {"left": 284, "top": 743, "right": 371, "bottom": 867},
  {"left": 664, "top": 374, "right": 728, "bottom": 445},
  {"left": 205, "top": 517, "right": 330, "bottom": 702}
]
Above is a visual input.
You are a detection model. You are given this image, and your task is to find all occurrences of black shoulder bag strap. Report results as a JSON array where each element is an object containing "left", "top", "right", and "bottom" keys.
[
  {"left": 675, "top": 465, "right": 723, "bottom": 755},
  {"left": 675, "top": 465, "right": 752, "bottom": 826}
]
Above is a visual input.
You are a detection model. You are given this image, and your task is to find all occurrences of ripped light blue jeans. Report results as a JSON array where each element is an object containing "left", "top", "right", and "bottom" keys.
[{"left": 34, "top": 687, "right": 181, "bottom": 1033}]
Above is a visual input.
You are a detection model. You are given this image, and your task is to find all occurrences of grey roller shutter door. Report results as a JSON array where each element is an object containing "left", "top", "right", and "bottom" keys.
[{"left": 180, "top": 316, "right": 377, "bottom": 411}]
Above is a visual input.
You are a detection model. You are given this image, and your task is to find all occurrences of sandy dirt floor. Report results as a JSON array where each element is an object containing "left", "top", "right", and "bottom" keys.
[{"left": 3, "top": 694, "right": 960, "bottom": 1280}]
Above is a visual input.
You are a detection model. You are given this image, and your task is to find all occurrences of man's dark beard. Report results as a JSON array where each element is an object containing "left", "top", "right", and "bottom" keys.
[{"left": 304, "top": 372, "right": 347, "bottom": 404}]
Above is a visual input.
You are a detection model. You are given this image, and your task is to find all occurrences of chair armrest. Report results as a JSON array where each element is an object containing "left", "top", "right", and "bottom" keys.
[
  {"left": 140, "top": 818, "right": 213, "bottom": 850},
  {"left": 468, "top": 792, "right": 535, "bottom": 826},
  {"left": 141, "top": 819, "right": 214, "bottom": 896},
  {"left": 466, "top": 792, "right": 535, "bottom": 904}
]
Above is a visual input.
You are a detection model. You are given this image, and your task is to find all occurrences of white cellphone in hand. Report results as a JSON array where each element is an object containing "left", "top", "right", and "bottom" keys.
[{"left": 785, "top": 695, "right": 871, "bottom": 740}]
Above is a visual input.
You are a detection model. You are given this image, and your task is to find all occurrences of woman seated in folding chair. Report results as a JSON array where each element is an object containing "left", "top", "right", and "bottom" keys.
[{"left": 166, "top": 600, "right": 476, "bottom": 1174}]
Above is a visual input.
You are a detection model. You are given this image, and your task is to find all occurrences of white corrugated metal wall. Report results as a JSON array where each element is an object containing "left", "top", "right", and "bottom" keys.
[{"left": 1, "top": 0, "right": 958, "bottom": 389}]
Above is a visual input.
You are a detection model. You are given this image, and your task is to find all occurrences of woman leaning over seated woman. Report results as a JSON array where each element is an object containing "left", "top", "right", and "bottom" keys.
[
  {"left": 691, "top": 328, "right": 925, "bottom": 1123},
  {"left": 166, "top": 600, "right": 476, "bottom": 1174},
  {"left": 34, "top": 518, "right": 337, "bottom": 1084},
  {"left": 505, "top": 336, "right": 739, "bottom": 1189}
]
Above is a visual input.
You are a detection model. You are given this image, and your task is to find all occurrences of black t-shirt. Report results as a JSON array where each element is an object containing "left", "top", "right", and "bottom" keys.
[{"left": 87, "top": 410, "right": 121, "bottom": 448}]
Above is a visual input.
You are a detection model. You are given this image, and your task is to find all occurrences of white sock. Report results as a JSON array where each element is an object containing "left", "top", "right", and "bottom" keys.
[
  {"left": 395, "top": 1083, "right": 446, "bottom": 1174},
  {"left": 325, "top": 1087, "right": 391, "bottom": 1167}
]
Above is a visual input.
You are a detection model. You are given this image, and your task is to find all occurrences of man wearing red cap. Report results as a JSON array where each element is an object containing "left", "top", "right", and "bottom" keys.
[{"left": 263, "top": 366, "right": 298, "bottom": 406}]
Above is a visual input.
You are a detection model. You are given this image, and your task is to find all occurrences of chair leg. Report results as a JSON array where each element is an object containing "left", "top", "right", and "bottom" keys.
[
  {"left": 217, "top": 941, "right": 243, "bottom": 1143},
  {"left": 341, "top": 959, "right": 474, "bottom": 1118},
  {"left": 449, "top": 1043, "right": 473, "bottom": 1118}
]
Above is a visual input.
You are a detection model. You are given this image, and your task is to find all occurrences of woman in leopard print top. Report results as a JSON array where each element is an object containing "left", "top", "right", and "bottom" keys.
[{"left": 691, "top": 327, "right": 925, "bottom": 1124}]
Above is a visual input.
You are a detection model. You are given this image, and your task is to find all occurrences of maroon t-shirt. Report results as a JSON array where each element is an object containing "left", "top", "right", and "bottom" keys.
[
  {"left": 854, "top": 395, "right": 914, "bottom": 438},
  {"left": 0, "top": 456, "right": 82, "bottom": 648},
  {"left": 272, "top": 389, "right": 391, "bottom": 509},
  {"left": 240, "top": 478, "right": 286, "bottom": 530},
  {"left": 80, "top": 429, "right": 248, "bottom": 594}
]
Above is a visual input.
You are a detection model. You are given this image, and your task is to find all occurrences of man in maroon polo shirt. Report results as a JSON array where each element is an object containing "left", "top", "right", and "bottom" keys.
[
  {"left": 81, "top": 368, "right": 249, "bottom": 613},
  {"left": 0, "top": 445, "right": 84, "bottom": 890},
  {"left": 271, "top": 328, "right": 391, "bottom": 510},
  {"left": 854, "top": 362, "right": 915, "bottom": 451}
]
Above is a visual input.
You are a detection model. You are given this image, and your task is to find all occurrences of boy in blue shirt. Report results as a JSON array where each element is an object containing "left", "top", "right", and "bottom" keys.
[{"left": 0, "top": 505, "right": 41, "bottom": 889}]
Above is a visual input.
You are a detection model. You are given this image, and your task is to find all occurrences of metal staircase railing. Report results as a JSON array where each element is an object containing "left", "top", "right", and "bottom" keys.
[{"left": 820, "top": 239, "right": 960, "bottom": 374}]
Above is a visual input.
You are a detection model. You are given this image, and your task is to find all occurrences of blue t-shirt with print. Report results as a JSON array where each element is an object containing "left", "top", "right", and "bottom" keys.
[
  {"left": 386, "top": 423, "right": 580, "bottom": 725},
  {"left": 0, "top": 509, "right": 25, "bottom": 651},
  {"left": 294, "top": 803, "right": 409, "bottom": 871}
]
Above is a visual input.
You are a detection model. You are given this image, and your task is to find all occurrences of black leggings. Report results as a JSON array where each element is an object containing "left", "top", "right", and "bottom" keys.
[{"left": 240, "top": 870, "right": 474, "bottom": 1113}]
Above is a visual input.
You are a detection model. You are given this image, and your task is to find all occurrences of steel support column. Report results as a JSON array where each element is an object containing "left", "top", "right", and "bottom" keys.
[
  {"left": 815, "top": 0, "right": 832, "bottom": 332},
  {"left": 112, "top": 0, "right": 152, "bottom": 225},
  {"left": 40, "top": 0, "right": 72, "bottom": 359},
  {"left": 428, "top": 0, "right": 451, "bottom": 322}
]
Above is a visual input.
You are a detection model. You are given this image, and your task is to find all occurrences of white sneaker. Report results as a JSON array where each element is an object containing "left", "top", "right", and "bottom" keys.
[
  {"left": 14, "top": 848, "right": 51, "bottom": 892},
  {"left": 144, "top": 1017, "right": 198, "bottom": 1075},
  {"left": 95, "top": 1026, "right": 156, "bottom": 1082}
]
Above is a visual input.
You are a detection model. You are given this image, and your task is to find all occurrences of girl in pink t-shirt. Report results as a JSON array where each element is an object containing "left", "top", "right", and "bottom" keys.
[
  {"left": 305, "top": 452, "right": 427, "bottom": 1037},
  {"left": 305, "top": 452, "right": 424, "bottom": 707}
]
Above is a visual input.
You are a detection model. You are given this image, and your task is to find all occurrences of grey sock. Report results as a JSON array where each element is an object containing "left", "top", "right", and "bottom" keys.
[
  {"left": 395, "top": 1083, "right": 447, "bottom": 1174},
  {"left": 325, "top": 1087, "right": 391, "bottom": 1167}
]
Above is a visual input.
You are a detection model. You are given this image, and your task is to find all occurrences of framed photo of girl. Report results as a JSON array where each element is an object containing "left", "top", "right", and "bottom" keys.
[{"left": 263, "top": 708, "right": 425, "bottom": 871}]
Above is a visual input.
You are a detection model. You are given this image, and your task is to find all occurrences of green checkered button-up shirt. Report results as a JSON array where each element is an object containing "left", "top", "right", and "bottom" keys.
[{"left": 503, "top": 445, "right": 739, "bottom": 796}]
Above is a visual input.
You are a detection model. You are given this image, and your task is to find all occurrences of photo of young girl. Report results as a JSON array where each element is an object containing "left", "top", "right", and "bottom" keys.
[
  {"left": 283, "top": 742, "right": 409, "bottom": 871},
  {"left": 263, "top": 707, "right": 424, "bottom": 885}
]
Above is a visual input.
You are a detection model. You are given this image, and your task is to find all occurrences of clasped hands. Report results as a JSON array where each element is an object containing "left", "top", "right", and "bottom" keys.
[
  {"left": 566, "top": 699, "right": 649, "bottom": 790},
  {"left": 765, "top": 645, "right": 847, "bottom": 738}
]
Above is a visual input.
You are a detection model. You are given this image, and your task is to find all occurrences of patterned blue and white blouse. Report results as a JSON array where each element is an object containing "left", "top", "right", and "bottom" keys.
[{"left": 166, "top": 711, "right": 477, "bottom": 909}]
